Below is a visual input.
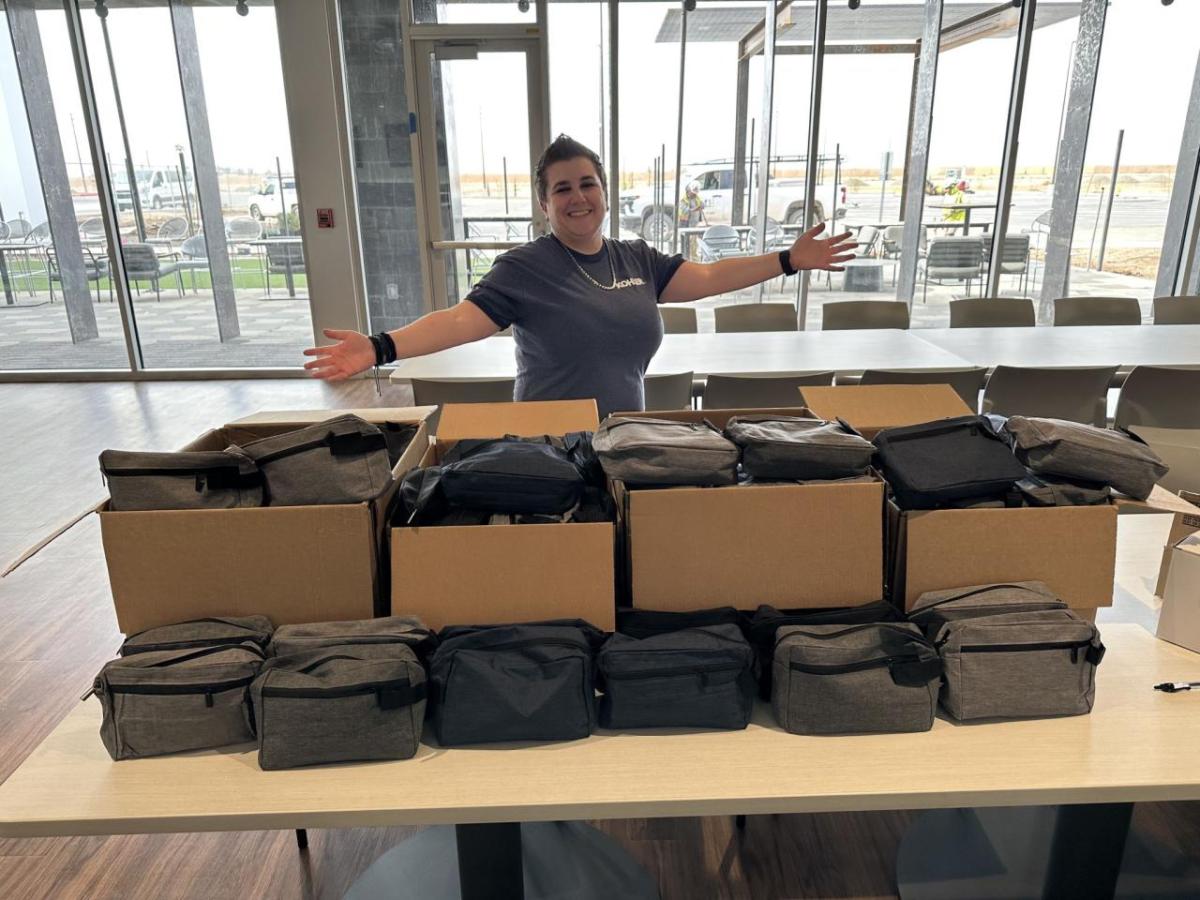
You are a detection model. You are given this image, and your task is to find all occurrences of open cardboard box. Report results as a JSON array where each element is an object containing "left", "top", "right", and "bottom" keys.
[
  {"left": 99, "top": 408, "right": 431, "bottom": 635},
  {"left": 610, "top": 407, "right": 885, "bottom": 611},
  {"left": 389, "top": 400, "right": 616, "bottom": 631},
  {"left": 800, "top": 384, "right": 1120, "bottom": 611},
  {"left": 1157, "top": 532, "right": 1200, "bottom": 653}
]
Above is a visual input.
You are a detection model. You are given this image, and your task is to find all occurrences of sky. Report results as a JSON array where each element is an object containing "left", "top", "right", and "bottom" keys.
[{"left": 2, "top": 0, "right": 1199, "bottom": 217}]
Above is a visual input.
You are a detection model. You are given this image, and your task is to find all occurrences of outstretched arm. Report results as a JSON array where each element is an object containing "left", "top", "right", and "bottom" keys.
[
  {"left": 302, "top": 300, "right": 500, "bottom": 381},
  {"left": 660, "top": 223, "right": 856, "bottom": 304}
]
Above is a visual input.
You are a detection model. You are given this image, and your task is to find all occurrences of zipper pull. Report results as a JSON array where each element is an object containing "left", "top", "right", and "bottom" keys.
[
  {"left": 205, "top": 691, "right": 215, "bottom": 708},
  {"left": 82, "top": 678, "right": 101, "bottom": 702},
  {"left": 1070, "top": 646, "right": 1079, "bottom": 664}
]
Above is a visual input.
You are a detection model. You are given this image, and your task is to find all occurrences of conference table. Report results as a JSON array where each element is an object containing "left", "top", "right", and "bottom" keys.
[
  {"left": 914, "top": 324, "right": 1200, "bottom": 370},
  {"left": 2, "top": 624, "right": 1199, "bottom": 898},
  {"left": 390, "top": 329, "right": 973, "bottom": 384}
]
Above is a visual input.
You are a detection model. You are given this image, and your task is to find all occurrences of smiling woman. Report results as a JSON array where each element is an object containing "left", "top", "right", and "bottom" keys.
[{"left": 303, "top": 134, "right": 856, "bottom": 416}]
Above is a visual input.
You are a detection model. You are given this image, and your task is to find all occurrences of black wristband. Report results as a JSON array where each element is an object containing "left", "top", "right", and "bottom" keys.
[
  {"left": 779, "top": 249, "right": 797, "bottom": 277},
  {"left": 379, "top": 331, "right": 398, "bottom": 364},
  {"left": 367, "top": 334, "right": 385, "bottom": 366}
]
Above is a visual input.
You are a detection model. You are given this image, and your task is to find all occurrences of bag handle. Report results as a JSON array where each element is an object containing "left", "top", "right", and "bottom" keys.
[
  {"left": 293, "top": 653, "right": 372, "bottom": 674},
  {"left": 146, "top": 643, "right": 264, "bottom": 667},
  {"left": 325, "top": 429, "right": 386, "bottom": 456},
  {"left": 889, "top": 656, "right": 943, "bottom": 687}
]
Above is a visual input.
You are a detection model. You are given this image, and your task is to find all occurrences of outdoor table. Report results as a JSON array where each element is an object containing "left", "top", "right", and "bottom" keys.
[
  {"left": 841, "top": 258, "right": 885, "bottom": 291},
  {"left": 2, "top": 625, "right": 1198, "bottom": 899},
  {"left": 0, "top": 241, "right": 22, "bottom": 305},
  {"left": 249, "top": 236, "right": 303, "bottom": 298},
  {"left": 924, "top": 201, "right": 998, "bottom": 236},
  {"left": 390, "top": 329, "right": 974, "bottom": 384}
]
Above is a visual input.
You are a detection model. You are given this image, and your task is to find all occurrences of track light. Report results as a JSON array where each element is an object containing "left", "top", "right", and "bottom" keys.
[
  {"left": 94, "top": 0, "right": 108, "bottom": 19},
  {"left": 517, "top": 0, "right": 530, "bottom": 11},
  {"left": 848, "top": 0, "right": 861, "bottom": 9},
  {"left": 683, "top": 0, "right": 696, "bottom": 10},
  {"left": 236, "top": 0, "right": 249, "bottom": 16}
]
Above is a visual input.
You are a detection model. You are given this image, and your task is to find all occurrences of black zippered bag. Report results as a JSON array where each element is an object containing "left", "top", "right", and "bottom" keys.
[
  {"left": 439, "top": 437, "right": 586, "bottom": 515},
  {"left": 93, "top": 643, "right": 263, "bottom": 760},
  {"left": 429, "top": 620, "right": 605, "bottom": 746},
  {"left": 597, "top": 624, "right": 755, "bottom": 730},
  {"left": 615, "top": 606, "right": 742, "bottom": 640},
  {"left": 120, "top": 616, "right": 274, "bottom": 656},
  {"left": 744, "top": 601, "right": 904, "bottom": 698},
  {"left": 872, "top": 415, "right": 1027, "bottom": 510}
]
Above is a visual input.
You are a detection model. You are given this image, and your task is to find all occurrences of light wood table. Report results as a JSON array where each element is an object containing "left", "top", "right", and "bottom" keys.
[
  {"left": 912, "top": 324, "right": 1200, "bottom": 370},
  {"left": 390, "top": 329, "right": 975, "bottom": 384},
  {"left": 2, "top": 625, "right": 1200, "bottom": 897}
]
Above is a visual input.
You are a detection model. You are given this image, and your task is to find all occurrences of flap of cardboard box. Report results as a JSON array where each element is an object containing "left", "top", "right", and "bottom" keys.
[
  {"left": 1116, "top": 484, "right": 1200, "bottom": 516},
  {"left": 609, "top": 407, "right": 813, "bottom": 430},
  {"left": 437, "top": 399, "right": 599, "bottom": 441},
  {"left": 1175, "top": 533, "right": 1200, "bottom": 556},
  {"left": 227, "top": 407, "right": 437, "bottom": 427},
  {"left": 798, "top": 384, "right": 972, "bottom": 438}
]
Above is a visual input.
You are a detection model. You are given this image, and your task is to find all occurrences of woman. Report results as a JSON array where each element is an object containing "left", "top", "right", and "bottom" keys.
[{"left": 304, "top": 135, "right": 856, "bottom": 416}]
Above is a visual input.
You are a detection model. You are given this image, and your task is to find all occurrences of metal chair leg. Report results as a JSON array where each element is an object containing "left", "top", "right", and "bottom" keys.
[{"left": 295, "top": 828, "right": 308, "bottom": 850}]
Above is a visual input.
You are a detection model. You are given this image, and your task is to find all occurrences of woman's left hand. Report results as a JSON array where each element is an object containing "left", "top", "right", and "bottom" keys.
[{"left": 788, "top": 223, "right": 857, "bottom": 272}]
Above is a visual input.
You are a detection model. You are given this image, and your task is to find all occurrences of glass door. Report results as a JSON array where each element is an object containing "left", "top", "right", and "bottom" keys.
[{"left": 412, "top": 37, "right": 547, "bottom": 310}]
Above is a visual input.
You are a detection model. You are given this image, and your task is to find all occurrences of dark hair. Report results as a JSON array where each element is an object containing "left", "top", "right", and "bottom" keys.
[{"left": 535, "top": 134, "right": 607, "bottom": 204}]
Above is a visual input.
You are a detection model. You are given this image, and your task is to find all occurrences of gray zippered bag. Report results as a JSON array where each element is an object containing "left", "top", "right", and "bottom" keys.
[
  {"left": 597, "top": 624, "right": 755, "bottom": 730},
  {"left": 725, "top": 415, "right": 875, "bottom": 480},
  {"left": 100, "top": 449, "right": 264, "bottom": 511},
  {"left": 250, "top": 644, "right": 426, "bottom": 769},
  {"left": 908, "top": 581, "right": 1069, "bottom": 640},
  {"left": 1005, "top": 416, "right": 1168, "bottom": 500},
  {"left": 593, "top": 417, "right": 739, "bottom": 485},
  {"left": 120, "top": 616, "right": 274, "bottom": 656},
  {"left": 1014, "top": 473, "right": 1112, "bottom": 507},
  {"left": 93, "top": 643, "right": 262, "bottom": 760},
  {"left": 771, "top": 623, "right": 941, "bottom": 735},
  {"left": 270, "top": 616, "right": 433, "bottom": 658},
  {"left": 931, "top": 609, "right": 1103, "bottom": 721},
  {"left": 233, "top": 414, "right": 393, "bottom": 506}
]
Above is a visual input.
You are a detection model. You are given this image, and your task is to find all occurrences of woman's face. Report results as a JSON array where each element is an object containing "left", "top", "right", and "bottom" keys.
[{"left": 540, "top": 157, "right": 607, "bottom": 243}]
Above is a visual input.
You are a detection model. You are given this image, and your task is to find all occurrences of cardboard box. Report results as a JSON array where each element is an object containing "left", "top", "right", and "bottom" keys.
[
  {"left": 795, "top": 385, "right": 1121, "bottom": 611},
  {"left": 1157, "top": 533, "right": 1200, "bottom": 653},
  {"left": 799, "top": 383, "right": 973, "bottom": 439},
  {"left": 390, "top": 400, "right": 616, "bottom": 631},
  {"left": 100, "top": 408, "right": 430, "bottom": 635},
  {"left": 1153, "top": 490, "right": 1200, "bottom": 598},
  {"left": 612, "top": 407, "right": 886, "bottom": 611}
]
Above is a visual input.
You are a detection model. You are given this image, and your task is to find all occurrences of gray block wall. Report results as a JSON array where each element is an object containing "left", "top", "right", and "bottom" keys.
[{"left": 340, "top": 0, "right": 424, "bottom": 332}]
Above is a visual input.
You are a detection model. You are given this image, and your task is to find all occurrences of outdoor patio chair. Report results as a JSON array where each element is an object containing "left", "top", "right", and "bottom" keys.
[
  {"left": 0, "top": 222, "right": 8, "bottom": 241},
  {"left": 3, "top": 218, "right": 32, "bottom": 240},
  {"left": 748, "top": 217, "right": 789, "bottom": 252},
  {"left": 1053, "top": 296, "right": 1141, "bottom": 326},
  {"left": 701, "top": 373, "right": 834, "bottom": 410},
  {"left": 660, "top": 306, "right": 698, "bottom": 334},
  {"left": 78, "top": 218, "right": 106, "bottom": 243},
  {"left": 982, "top": 365, "right": 1117, "bottom": 427},
  {"left": 994, "top": 234, "right": 1031, "bottom": 293},
  {"left": 714, "top": 302, "right": 797, "bottom": 333},
  {"left": 917, "top": 237, "right": 984, "bottom": 303},
  {"left": 155, "top": 217, "right": 190, "bottom": 250},
  {"left": 177, "top": 234, "right": 210, "bottom": 293},
  {"left": 46, "top": 246, "right": 111, "bottom": 304},
  {"left": 643, "top": 372, "right": 695, "bottom": 411},
  {"left": 1153, "top": 296, "right": 1200, "bottom": 325},
  {"left": 121, "top": 242, "right": 184, "bottom": 301},
  {"left": 264, "top": 242, "right": 306, "bottom": 297},
  {"left": 821, "top": 300, "right": 910, "bottom": 331},
  {"left": 859, "top": 367, "right": 988, "bottom": 410},
  {"left": 9, "top": 221, "right": 51, "bottom": 296},
  {"left": 949, "top": 297, "right": 1036, "bottom": 328},
  {"left": 697, "top": 225, "right": 744, "bottom": 262},
  {"left": 411, "top": 377, "right": 516, "bottom": 435},
  {"left": 854, "top": 225, "right": 880, "bottom": 258}
]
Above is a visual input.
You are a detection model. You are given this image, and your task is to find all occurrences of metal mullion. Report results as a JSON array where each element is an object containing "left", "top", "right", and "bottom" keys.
[
  {"left": 985, "top": 0, "right": 1037, "bottom": 297},
  {"left": 1156, "top": 48, "right": 1200, "bottom": 298},
  {"left": 796, "top": 0, "right": 827, "bottom": 330},
  {"left": 896, "top": 0, "right": 943, "bottom": 308},
  {"left": 753, "top": 0, "right": 777, "bottom": 266},
  {"left": 608, "top": 0, "right": 619, "bottom": 240},
  {"left": 670, "top": 1, "right": 687, "bottom": 257},
  {"left": 60, "top": 0, "right": 142, "bottom": 372},
  {"left": 408, "top": 23, "right": 536, "bottom": 42},
  {"left": 398, "top": 0, "right": 436, "bottom": 319}
]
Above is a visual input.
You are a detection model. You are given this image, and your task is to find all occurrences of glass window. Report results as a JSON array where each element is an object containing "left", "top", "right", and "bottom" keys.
[
  {"left": 412, "top": 0, "right": 536, "bottom": 26},
  {"left": 0, "top": 3, "right": 127, "bottom": 371}
]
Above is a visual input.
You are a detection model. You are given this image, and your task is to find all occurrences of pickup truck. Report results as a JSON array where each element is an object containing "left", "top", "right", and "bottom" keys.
[{"left": 618, "top": 163, "right": 825, "bottom": 241}]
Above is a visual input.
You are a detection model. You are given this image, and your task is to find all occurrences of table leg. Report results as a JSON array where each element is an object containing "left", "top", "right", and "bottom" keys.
[
  {"left": 1042, "top": 802, "right": 1131, "bottom": 897},
  {"left": 457, "top": 823, "right": 524, "bottom": 900},
  {"left": 284, "top": 254, "right": 295, "bottom": 298},
  {"left": 962, "top": 208, "right": 971, "bottom": 237}
]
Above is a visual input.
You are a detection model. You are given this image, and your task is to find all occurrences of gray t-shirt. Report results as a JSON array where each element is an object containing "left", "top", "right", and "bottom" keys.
[{"left": 465, "top": 235, "right": 684, "bottom": 417}]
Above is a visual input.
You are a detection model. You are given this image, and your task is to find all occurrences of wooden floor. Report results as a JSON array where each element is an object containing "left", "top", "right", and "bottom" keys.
[{"left": 1, "top": 380, "right": 1198, "bottom": 899}]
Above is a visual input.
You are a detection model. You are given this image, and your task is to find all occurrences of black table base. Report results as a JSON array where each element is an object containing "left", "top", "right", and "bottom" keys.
[
  {"left": 343, "top": 821, "right": 660, "bottom": 900},
  {"left": 897, "top": 804, "right": 1200, "bottom": 899}
]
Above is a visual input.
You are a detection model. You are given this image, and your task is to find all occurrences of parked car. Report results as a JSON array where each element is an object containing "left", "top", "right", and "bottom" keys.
[
  {"left": 248, "top": 176, "right": 299, "bottom": 221},
  {"left": 619, "top": 162, "right": 825, "bottom": 241}
]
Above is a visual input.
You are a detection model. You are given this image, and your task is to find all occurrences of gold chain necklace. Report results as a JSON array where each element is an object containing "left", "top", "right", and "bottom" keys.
[{"left": 554, "top": 235, "right": 619, "bottom": 291}]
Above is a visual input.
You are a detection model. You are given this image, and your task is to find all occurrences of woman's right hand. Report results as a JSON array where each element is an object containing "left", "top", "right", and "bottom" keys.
[{"left": 302, "top": 329, "right": 376, "bottom": 381}]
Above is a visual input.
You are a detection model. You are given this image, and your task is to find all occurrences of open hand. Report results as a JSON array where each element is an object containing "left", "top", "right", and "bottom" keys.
[
  {"left": 302, "top": 329, "right": 376, "bottom": 381},
  {"left": 788, "top": 223, "right": 857, "bottom": 272}
]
